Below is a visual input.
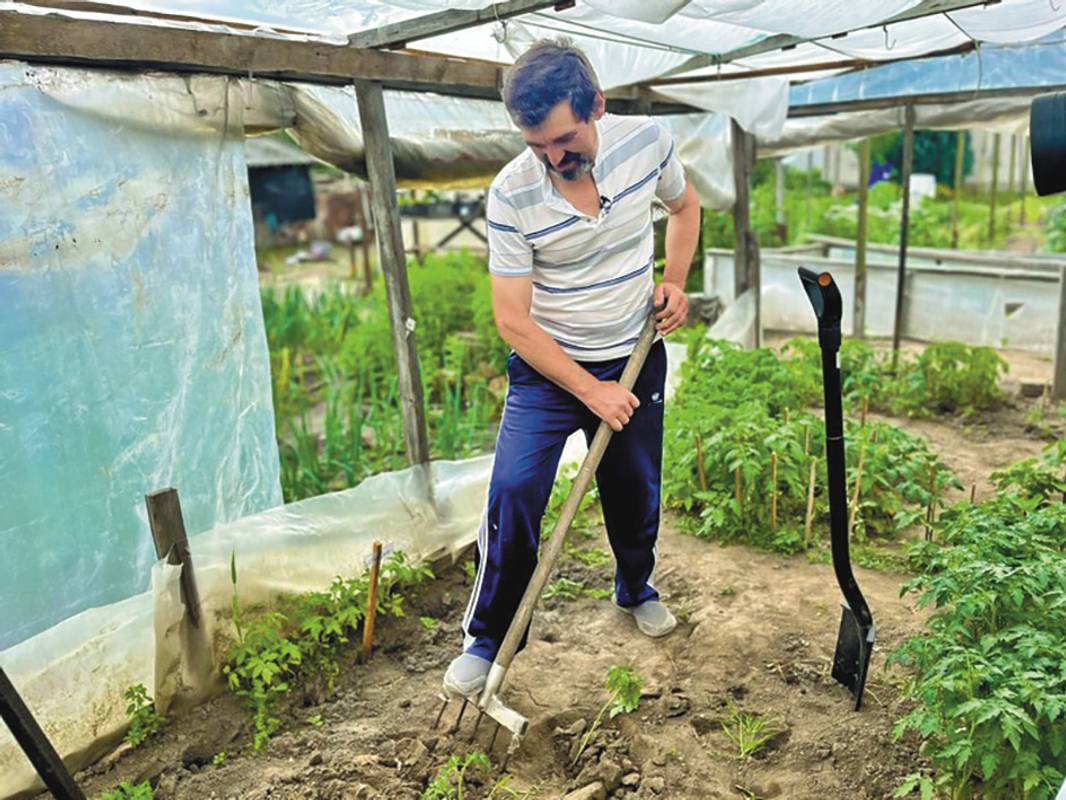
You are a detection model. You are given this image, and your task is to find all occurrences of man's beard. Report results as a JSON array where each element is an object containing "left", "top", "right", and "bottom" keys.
[{"left": 545, "top": 152, "right": 594, "bottom": 182}]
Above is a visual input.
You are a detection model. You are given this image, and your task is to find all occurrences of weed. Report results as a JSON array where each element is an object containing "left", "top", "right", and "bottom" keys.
[
  {"left": 422, "top": 752, "right": 491, "bottom": 800},
  {"left": 720, "top": 586, "right": 736, "bottom": 597},
  {"left": 122, "top": 684, "right": 165, "bottom": 748},
  {"left": 719, "top": 698, "right": 786, "bottom": 761},
  {"left": 572, "top": 666, "right": 643, "bottom": 764},
  {"left": 420, "top": 616, "right": 440, "bottom": 632},
  {"left": 544, "top": 578, "right": 584, "bottom": 602},
  {"left": 211, "top": 752, "right": 227, "bottom": 767},
  {"left": 99, "top": 782, "right": 153, "bottom": 800}
]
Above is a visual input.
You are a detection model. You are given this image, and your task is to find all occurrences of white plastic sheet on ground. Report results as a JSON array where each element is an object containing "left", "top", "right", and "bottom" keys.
[{"left": 0, "top": 63, "right": 281, "bottom": 652}]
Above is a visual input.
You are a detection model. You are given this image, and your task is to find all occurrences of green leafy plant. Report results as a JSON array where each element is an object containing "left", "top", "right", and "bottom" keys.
[
  {"left": 211, "top": 751, "right": 228, "bottom": 767},
  {"left": 891, "top": 493, "right": 1066, "bottom": 799},
  {"left": 99, "top": 782, "right": 153, "bottom": 800},
  {"left": 572, "top": 666, "right": 643, "bottom": 765},
  {"left": 420, "top": 616, "right": 440, "bottom": 632},
  {"left": 544, "top": 578, "right": 585, "bottom": 602},
  {"left": 224, "top": 551, "right": 433, "bottom": 750},
  {"left": 990, "top": 439, "right": 1066, "bottom": 504},
  {"left": 122, "top": 684, "right": 165, "bottom": 748},
  {"left": 422, "top": 752, "right": 491, "bottom": 800},
  {"left": 719, "top": 698, "right": 786, "bottom": 761}
]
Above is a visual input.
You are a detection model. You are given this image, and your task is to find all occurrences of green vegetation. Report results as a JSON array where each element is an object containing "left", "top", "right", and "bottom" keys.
[
  {"left": 719, "top": 698, "right": 787, "bottom": 762},
  {"left": 262, "top": 250, "right": 507, "bottom": 501},
  {"left": 122, "top": 684, "right": 165, "bottom": 748},
  {"left": 224, "top": 550, "right": 433, "bottom": 750},
  {"left": 572, "top": 666, "right": 644, "bottom": 765},
  {"left": 99, "top": 782, "right": 153, "bottom": 800}
]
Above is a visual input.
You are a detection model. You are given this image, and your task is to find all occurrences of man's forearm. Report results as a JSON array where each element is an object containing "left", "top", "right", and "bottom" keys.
[
  {"left": 662, "top": 200, "right": 701, "bottom": 288},
  {"left": 498, "top": 315, "right": 597, "bottom": 400}
]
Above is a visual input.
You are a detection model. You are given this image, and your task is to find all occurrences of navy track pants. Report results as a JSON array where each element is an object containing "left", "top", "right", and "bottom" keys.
[{"left": 461, "top": 340, "right": 667, "bottom": 662}]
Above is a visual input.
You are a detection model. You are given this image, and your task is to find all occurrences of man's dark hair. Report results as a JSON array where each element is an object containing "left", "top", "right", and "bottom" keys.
[{"left": 502, "top": 39, "right": 601, "bottom": 129}]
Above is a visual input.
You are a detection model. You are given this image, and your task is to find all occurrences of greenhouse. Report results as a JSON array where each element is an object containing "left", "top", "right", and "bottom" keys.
[{"left": 1, "top": 1, "right": 1065, "bottom": 798}]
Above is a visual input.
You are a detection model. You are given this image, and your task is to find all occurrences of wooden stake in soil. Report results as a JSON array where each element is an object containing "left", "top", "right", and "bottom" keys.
[
  {"left": 861, "top": 395, "right": 869, "bottom": 428},
  {"left": 361, "top": 541, "right": 384, "bottom": 663},
  {"left": 146, "top": 488, "right": 201, "bottom": 628},
  {"left": 803, "top": 422, "right": 810, "bottom": 457},
  {"left": 770, "top": 452, "right": 779, "bottom": 530},
  {"left": 804, "top": 458, "right": 818, "bottom": 548},
  {"left": 925, "top": 463, "right": 938, "bottom": 541},
  {"left": 734, "top": 467, "right": 742, "bottom": 515},
  {"left": 695, "top": 433, "right": 708, "bottom": 492},
  {"left": 848, "top": 437, "right": 868, "bottom": 538},
  {"left": 783, "top": 407, "right": 790, "bottom": 425},
  {"left": 970, "top": 484, "right": 977, "bottom": 504}
]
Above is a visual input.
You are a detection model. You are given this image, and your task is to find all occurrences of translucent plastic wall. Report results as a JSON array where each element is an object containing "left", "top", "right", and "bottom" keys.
[{"left": 0, "top": 62, "right": 282, "bottom": 651}]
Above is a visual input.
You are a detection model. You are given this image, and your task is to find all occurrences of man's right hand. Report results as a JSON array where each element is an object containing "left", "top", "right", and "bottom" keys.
[{"left": 580, "top": 380, "right": 640, "bottom": 432}]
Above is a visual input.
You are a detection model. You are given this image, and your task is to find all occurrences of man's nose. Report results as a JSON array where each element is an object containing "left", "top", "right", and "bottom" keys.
[{"left": 546, "top": 147, "right": 566, "bottom": 167}]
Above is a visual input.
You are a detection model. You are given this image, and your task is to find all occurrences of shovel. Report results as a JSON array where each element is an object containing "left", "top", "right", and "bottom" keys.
[
  {"left": 797, "top": 267, "right": 875, "bottom": 711},
  {"left": 434, "top": 304, "right": 663, "bottom": 766}
]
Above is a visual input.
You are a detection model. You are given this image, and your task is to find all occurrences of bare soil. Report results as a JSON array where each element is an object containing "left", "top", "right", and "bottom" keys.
[{"left": 63, "top": 345, "right": 1058, "bottom": 800}]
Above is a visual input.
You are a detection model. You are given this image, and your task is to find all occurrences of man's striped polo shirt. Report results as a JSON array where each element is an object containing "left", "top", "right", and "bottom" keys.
[{"left": 486, "top": 113, "right": 686, "bottom": 362}]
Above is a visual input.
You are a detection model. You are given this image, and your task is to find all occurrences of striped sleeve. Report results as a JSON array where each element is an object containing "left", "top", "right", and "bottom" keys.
[
  {"left": 486, "top": 188, "right": 533, "bottom": 277},
  {"left": 653, "top": 122, "right": 686, "bottom": 204}
]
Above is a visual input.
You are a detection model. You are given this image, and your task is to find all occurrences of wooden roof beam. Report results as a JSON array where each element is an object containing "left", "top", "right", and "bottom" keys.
[{"left": 347, "top": 0, "right": 571, "bottom": 49}]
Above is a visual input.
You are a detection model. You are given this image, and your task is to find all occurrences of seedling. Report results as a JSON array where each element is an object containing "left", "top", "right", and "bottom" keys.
[
  {"left": 571, "top": 666, "right": 643, "bottom": 765},
  {"left": 99, "top": 781, "right": 153, "bottom": 800},
  {"left": 422, "top": 751, "right": 491, "bottom": 800},
  {"left": 719, "top": 698, "right": 785, "bottom": 761},
  {"left": 122, "top": 684, "right": 165, "bottom": 748}
]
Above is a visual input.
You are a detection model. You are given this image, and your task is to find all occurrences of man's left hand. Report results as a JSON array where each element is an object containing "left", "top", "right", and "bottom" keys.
[{"left": 653, "top": 281, "right": 689, "bottom": 336}]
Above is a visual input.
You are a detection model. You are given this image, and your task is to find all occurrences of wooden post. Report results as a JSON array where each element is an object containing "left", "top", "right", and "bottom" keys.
[
  {"left": 805, "top": 151, "right": 814, "bottom": 230},
  {"left": 951, "top": 129, "right": 966, "bottom": 249},
  {"left": 891, "top": 105, "right": 916, "bottom": 373},
  {"left": 774, "top": 158, "right": 787, "bottom": 243},
  {"left": 861, "top": 395, "right": 869, "bottom": 427},
  {"left": 146, "top": 488, "right": 201, "bottom": 628},
  {"left": 734, "top": 466, "right": 742, "bottom": 513},
  {"left": 695, "top": 433, "right": 708, "bottom": 492},
  {"left": 803, "top": 422, "right": 810, "bottom": 456},
  {"left": 354, "top": 188, "right": 374, "bottom": 295},
  {"left": 1007, "top": 133, "right": 1017, "bottom": 207},
  {"left": 0, "top": 668, "right": 87, "bottom": 800},
  {"left": 360, "top": 541, "right": 384, "bottom": 662},
  {"left": 732, "top": 119, "right": 760, "bottom": 346},
  {"left": 855, "top": 138, "right": 871, "bottom": 337},
  {"left": 1053, "top": 266, "right": 1066, "bottom": 403},
  {"left": 925, "top": 462, "right": 938, "bottom": 541},
  {"left": 1020, "top": 136, "right": 1030, "bottom": 226},
  {"left": 770, "top": 452, "right": 778, "bottom": 530},
  {"left": 970, "top": 484, "right": 977, "bottom": 504},
  {"left": 988, "top": 132, "right": 1001, "bottom": 243},
  {"left": 804, "top": 458, "right": 817, "bottom": 548},
  {"left": 355, "top": 79, "right": 431, "bottom": 467}
]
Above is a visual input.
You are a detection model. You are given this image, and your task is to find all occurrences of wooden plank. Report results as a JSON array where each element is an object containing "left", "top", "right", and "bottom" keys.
[
  {"left": 0, "top": 10, "right": 501, "bottom": 93},
  {"left": 855, "top": 138, "right": 871, "bottom": 337},
  {"left": 891, "top": 105, "right": 916, "bottom": 372},
  {"left": 355, "top": 80, "right": 431, "bottom": 466},
  {"left": 145, "top": 488, "right": 202, "bottom": 628},
  {"left": 1054, "top": 267, "right": 1066, "bottom": 403},
  {"left": 656, "top": 0, "right": 993, "bottom": 78},
  {"left": 0, "top": 667, "right": 87, "bottom": 800},
  {"left": 988, "top": 132, "right": 1001, "bottom": 242},
  {"left": 789, "top": 84, "right": 1066, "bottom": 118},
  {"left": 951, "top": 129, "right": 966, "bottom": 249},
  {"left": 348, "top": 0, "right": 559, "bottom": 48},
  {"left": 731, "top": 119, "right": 761, "bottom": 345},
  {"left": 806, "top": 233, "right": 1066, "bottom": 274}
]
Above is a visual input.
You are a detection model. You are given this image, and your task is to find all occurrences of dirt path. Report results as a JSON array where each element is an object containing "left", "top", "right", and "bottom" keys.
[{"left": 70, "top": 519, "right": 931, "bottom": 800}]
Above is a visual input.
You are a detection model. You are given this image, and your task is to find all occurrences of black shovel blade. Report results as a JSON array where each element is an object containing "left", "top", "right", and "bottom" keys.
[{"left": 832, "top": 604, "right": 876, "bottom": 711}]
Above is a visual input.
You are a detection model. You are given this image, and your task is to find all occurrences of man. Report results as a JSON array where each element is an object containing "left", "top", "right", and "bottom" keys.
[{"left": 444, "top": 39, "right": 701, "bottom": 698}]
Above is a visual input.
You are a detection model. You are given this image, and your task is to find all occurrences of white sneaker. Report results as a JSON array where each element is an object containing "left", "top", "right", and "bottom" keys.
[
  {"left": 442, "top": 652, "right": 491, "bottom": 698},
  {"left": 615, "top": 599, "right": 677, "bottom": 638}
]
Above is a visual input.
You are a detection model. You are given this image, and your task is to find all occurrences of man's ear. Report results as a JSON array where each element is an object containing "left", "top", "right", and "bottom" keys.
[{"left": 591, "top": 91, "right": 606, "bottom": 120}]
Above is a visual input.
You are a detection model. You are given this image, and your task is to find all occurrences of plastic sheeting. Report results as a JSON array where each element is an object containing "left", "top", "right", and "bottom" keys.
[
  {"left": 0, "top": 457, "right": 491, "bottom": 799},
  {"left": 0, "top": 339, "right": 691, "bottom": 800},
  {"left": 790, "top": 34, "right": 1066, "bottom": 109},
  {"left": 704, "top": 248, "right": 1064, "bottom": 353},
  {"left": 653, "top": 76, "right": 789, "bottom": 138},
  {"left": 0, "top": 63, "right": 282, "bottom": 651}
]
